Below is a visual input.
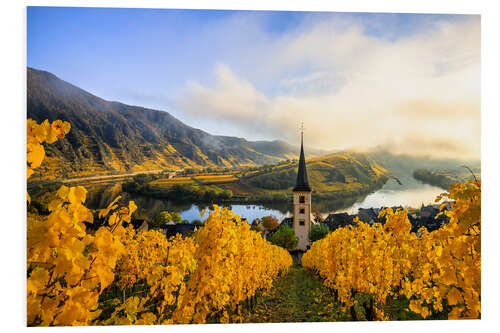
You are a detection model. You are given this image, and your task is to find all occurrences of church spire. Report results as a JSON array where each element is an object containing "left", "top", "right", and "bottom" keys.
[{"left": 293, "top": 122, "right": 311, "bottom": 192}]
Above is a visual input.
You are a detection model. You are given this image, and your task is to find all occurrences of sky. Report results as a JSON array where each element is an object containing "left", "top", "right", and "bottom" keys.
[{"left": 27, "top": 7, "right": 481, "bottom": 160}]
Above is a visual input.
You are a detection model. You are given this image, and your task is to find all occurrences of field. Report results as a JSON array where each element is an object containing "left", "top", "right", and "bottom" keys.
[
  {"left": 194, "top": 175, "right": 238, "bottom": 184},
  {"left": 149, "top": 177, "right": 195, "bottom": 187},
  {"left": 218, "top": 181, "right": 264, "bottom": 196}
]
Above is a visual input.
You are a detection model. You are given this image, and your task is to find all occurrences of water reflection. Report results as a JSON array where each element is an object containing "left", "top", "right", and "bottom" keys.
[{"left": 342, "top": 183, "right": 445, "bottom": 215}]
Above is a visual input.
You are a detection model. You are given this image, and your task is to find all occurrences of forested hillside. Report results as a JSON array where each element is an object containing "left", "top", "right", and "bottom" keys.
[{"left": 27, "top": 68, "right": 323, "bottom": 178}]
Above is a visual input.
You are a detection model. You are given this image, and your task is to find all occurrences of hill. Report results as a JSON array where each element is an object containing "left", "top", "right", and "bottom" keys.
[
  {"left": 413, "top": 166, "right": 480, "bottom": 190},
  {"left": 243, "top": 151, "right": 388, "bottom": 197},
  {"left": 27, "top": 68, "right": 322, "bottom": 179},
  {"left": 365, "top": 148, "right": 480, "bottom": 189}
]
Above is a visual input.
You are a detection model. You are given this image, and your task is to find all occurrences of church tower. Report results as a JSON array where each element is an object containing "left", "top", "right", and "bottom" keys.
[{"left": 293, "top": 125, "right": 312, "bottom": 251}]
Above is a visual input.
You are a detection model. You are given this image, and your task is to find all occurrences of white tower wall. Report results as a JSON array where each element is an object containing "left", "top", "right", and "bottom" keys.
[{"left": 293, "top": 191, "right": 312, "bottom": 251}]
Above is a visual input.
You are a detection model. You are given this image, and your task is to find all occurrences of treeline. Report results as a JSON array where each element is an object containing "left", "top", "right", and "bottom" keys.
[{"left": 413, "top": 169, "right": 454, "bottom": 190}]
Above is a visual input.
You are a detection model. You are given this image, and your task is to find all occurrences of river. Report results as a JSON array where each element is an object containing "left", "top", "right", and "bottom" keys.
[{"left": 84, "top": 176, "right": 445, "bottom": 224}]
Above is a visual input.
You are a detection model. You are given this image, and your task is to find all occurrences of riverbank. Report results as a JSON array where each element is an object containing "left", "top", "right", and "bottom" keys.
[
  {"left": 123, "top": 176, "right": 388, "bottom": 205},
  {"left": 28, "top": 173, "right": 446, "bottom": 226}
]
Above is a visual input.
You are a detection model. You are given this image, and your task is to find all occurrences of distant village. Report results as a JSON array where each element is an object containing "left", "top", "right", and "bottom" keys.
[
  {"left": 279, "top": 202, "right": 453, "bottom": 234},
  {"left": 116, "top": 201, "right": 454, "bottom": 241}
]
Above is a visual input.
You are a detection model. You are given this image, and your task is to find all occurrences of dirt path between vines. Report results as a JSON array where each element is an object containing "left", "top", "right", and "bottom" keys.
[{"left": 241, "top": 265, "right": 348, "bottom": 323}]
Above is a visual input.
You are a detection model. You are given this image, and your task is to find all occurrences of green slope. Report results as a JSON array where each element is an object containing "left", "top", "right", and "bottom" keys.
[{"left": 244, "top": 151, "right": 388, "bottom": 195}]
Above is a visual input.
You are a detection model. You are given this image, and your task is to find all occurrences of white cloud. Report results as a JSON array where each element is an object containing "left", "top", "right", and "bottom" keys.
[
  {"left": 178, "top": 15, "right": 480, "bottom": 160},
  {"left": 179, "top": 64, "right": 273, "bottom": 135}
]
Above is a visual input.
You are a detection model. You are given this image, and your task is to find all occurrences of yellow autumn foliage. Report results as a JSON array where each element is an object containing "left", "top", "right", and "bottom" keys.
[
  {"left": 27, "top": 118, "right": 71, "bottom": 200},
  {"left": 303, "top": 179, "right": 481, "bottom": 320},
  {"left": 172, "top": 205, "right": 292, "bottom": 324},
  {"left": 27, "top": 118, "right": 292, "bottom": 326}
]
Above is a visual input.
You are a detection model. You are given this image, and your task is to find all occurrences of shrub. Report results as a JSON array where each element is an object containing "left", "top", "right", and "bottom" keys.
[
  {"left": 269, "top": 225, "right": 298, "bottom": 250},
  {"left": 309, "top": 223, "right": 330, "bottom": 243},
  {"left": 261, "top": 215, "right": 279, "bottom": 231},
  {"left": 152, "top": 211, "right": 182, "bottom": 227}
]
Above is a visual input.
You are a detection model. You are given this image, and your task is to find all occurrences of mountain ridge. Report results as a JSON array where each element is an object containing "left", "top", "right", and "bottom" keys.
[{"left": 27, "top": 67, "right": 325, "bottom": 178}]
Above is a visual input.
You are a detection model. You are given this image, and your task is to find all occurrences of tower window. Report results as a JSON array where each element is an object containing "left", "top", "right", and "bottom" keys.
[
  {"left": 299, "top": 220, "right": 305, "bottom": 226},
  {"left": 299, "top": 196, "right": 305, "bottom": 203},
  {"left": 299, "top": 208, "right": 305, "bottom": 214}
]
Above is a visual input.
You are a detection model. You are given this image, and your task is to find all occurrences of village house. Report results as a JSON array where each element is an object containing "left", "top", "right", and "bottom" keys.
[
  {"left": 357, "top": 208, "right": 379, "bottom": 225},
  {"left": 300, "top": 202, "right": 452, "bottom": 238},
  {"left": 322, "top": 212, "right": 355, "bottom": 231},
  {"left": 163, "top": 223, "right": 197, "bottom": 238}
]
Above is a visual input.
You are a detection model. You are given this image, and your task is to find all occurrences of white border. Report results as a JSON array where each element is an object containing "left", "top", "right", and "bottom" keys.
[{"left": 2, "top": 1, "right": 499, "bottom": 332}]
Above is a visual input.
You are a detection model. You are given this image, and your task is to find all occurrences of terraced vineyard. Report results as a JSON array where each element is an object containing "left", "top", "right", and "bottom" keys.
[
  {"left": 194, "top": 175, "right": 238, "bottom": 184},
  {"left": 149, "top": 177, "right": 195, "bottom": 186},
  {"left": 242, "top": 152, "right": 388, "bottom": 194}
]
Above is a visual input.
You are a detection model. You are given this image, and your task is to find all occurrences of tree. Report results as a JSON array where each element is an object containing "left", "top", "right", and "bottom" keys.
[
  {"left": 309, "top": 223, "right": 330, "bottom": 243},
  {"left": 133, "top": 173, "right": 154, "bottom": 185},
  {"left": 203, "top": 189, "right": 218, "bottom": 202},
  {"left": 261, "top": 215, "right": 279, "bottom": 231},
  {"left": 152, "top": 211, "right": 182, "bottom": 227},
  {"left": 313, "top": 211, "right": 323, "bottom": 223},
  {"left": 219, "top": 189, "right": 233, "bottom": 200},
  {"left": 269, "top": 225, "right": 298, "bottom": 250}
]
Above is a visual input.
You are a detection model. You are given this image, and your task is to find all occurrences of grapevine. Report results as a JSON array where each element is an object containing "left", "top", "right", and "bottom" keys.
[
  {"left": 303, "top": 180, "right": 481, "bottom": 320},
  {"left": 27, "top": 118, "right": 292, "bottom": 326}
]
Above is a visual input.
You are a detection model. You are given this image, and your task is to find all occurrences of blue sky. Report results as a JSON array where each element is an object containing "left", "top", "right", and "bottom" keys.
[{"left": 27, "top": 7, "right": 480, "bottom": 159}]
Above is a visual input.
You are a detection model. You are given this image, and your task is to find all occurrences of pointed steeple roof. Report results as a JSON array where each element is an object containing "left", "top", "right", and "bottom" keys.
[{"left": 293, "top": 128, "right": 311, "bottom": 192}]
